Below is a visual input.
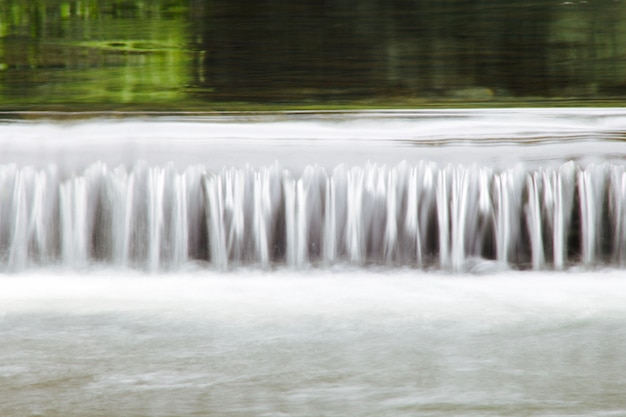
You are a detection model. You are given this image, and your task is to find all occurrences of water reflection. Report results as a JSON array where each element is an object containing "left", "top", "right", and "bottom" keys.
[
  {"left": 0, "top": 0, "right": 625, "bottom": 108},
  {"left": 0, "top": 1, "right": 190, "bottom": 106}
]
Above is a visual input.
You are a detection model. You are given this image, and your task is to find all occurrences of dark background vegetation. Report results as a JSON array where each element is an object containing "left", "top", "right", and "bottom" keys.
[{"left": 1, "top": 0, "right": 625, "bottom": 110}]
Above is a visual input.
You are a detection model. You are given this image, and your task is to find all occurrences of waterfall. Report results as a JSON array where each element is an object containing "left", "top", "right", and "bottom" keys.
[{"left": 0, "top": 160, "right": 622, "bottom": 272}]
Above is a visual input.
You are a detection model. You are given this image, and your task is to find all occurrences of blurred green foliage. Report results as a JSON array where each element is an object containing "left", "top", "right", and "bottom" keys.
[
  {"left": 0, "top": 0, "right": 190, "bottom": 107},
  {"left": 0, "top": 0, "right": 625, "bottom": 111}
]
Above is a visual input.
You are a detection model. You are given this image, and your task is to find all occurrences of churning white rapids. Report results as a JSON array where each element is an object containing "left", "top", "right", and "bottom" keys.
[{"left": 2, "top": 109, "right": 626, "bottom": 416}]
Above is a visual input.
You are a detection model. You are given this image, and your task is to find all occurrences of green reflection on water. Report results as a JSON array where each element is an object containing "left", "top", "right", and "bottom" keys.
[
  {"left": 0, "top": 0, "right": 190, "bottom": 108},
  {"left": 0, "top": 0, "right": 625, "bottom": 111}
]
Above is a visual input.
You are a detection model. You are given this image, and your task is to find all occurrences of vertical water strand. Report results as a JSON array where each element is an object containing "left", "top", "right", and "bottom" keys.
[
  {"left": 304, "top": 166, "right": 326, "bottom": 263},
  {"left": 419, "top": 163, "right": 436, "bottom": 265},
  {"left": 33, "top": 167, "right": 59, "bottom": 262},
  {"left": 494, "top": 171, "right": 510, "bottom": 265},
  {"left": 324, "top": 166, "right": 347, "bottom": 264},
  {"left": 8, "top": 168, "right": 29, "bottom": 270},
  {"left": 346, "top": 167, "right": 365, "bottom": 263},
  {"left": 450, "top": 166, "right": 461, "bottom": 270},
  {"left": 404, "top": 166, "right": 420, "bottom": 264},
  {"left": 478, "top": 168, "right": 492, "bottom": 218},
  {"left": 362, "top": 166, "right": 376, "bottom": 260},
  {"left": 578, "top": 164, "right": 608, "bottom": 266},
  {"left": 468, "top": 166, "right": 494, "bottom": 258},
  {"left": 60, "top": 176, "right": 89, "bottom": 267},
  {"left": 123, "top": 168, "right": 135, "bottom": 266},
  {"left": 147, "top": 168, "right": 165, "bottom": 271},
  {"left": 283, "top": 169, "right": 314, "bottom": 268},
  {"left": 171, "top": 171, "right": 188, "bottom": 268},
  {"left": 85, "top": 163, "right": 107, "bottom": 261},
  {"left": 383, "top": 167, "right": 399, "bottom": 263},
  {"left": 58, "top": 177, "right": 71, "bottom": 266},
  {"left": 204, "top": 174, "right": 228, "bottom": 269},
  {"left": 495, "top": 166, "right": 527, "bottom": 267},
  {"left": 183, "top": 165, "right": 207, "bottom": 262},
  {"left": 0, "top": 166, "right": 16, "bottom": 262},
  {"left": 578, "top": 167, "right": 594, "bottom": 265},
  {"left": 525, "top": 171, "right": 545, "bottom": 269},
  {"left": 594, "top": 164, "right": 609, "bottom": 263},
  {"left": 295, "top": 178, "right": 308, "bottom": 267},
  {"left": 501, "top": 164, "right": 527, "bottom": 266},
  {"left": 607, "top": 166, "right": 619, "bottom": 263},
  {"left": 610, "top": 166, "right": 626, "bottom": 264},
  {"left": 108, "top": 167, "right": 134, "bottom": 266},
  {"left": 541, "top": 169, "right": 555, "bottom": 266},
  {"left": 224, "top": 168, "right": 246, "bottom": 262},
  {"left": 618, "top": 167, "right": 626, "bottom": 264},
  {"left": 550, "top": 162, "right": 576, "bottom": 270},
  {"left": 159, "top": 164, "right": 176, "bottom": 268},
  {"left": 363, "top": 165, "right": 387, "bottom": 261},
  {"left": 283, "top": 174, "right": 296, "bottom": 266},
  {"left": 619, "top": 168, "right": 626, "bottom": 263},
  {"left": 253, "top": 169, "right": 271, "bottom": 268},
  {"left": 550, "top": 169, "right": 564, "bottom": 269},
  {"left": 323, "top": 174, "right": 337, "bottom": 264},
  {"left": 436, "top": 167, "right": 450, "bottom": 269},
  {"left": 42, "top": 165, "right": 60, "bottom": 262},
  {"left": 450, "top": 165, "right": 470, "bottom": 271},
  {"left": 26, "top": 170, "right": 45, "bottom": 262},
  {"left": 105, "top": 168, "right": 123, "bottom": 264}
]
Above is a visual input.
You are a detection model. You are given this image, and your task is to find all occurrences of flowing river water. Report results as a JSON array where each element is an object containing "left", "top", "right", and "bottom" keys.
[{"left": 2, "top": 109, "right": 626, "bottom": 416}]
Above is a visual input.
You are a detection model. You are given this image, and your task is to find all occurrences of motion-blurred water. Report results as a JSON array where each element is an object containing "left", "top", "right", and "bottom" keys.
[
  {"left": 2, "top": 109, "right": 626, "bottom": 272},
  {"left": 2, "top": 270, "right": 626, "bottom": 417},
  {"left": 2, "top": 110, "right": 626, "bottom": 416}
]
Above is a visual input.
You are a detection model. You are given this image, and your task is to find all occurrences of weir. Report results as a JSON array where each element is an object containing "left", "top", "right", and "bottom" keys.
[
  {"left": 3, "top": 111, "right": 626, "bottom": 417},
  {"left": 0, "top": 159, "right": 624, "bottom": 272}
]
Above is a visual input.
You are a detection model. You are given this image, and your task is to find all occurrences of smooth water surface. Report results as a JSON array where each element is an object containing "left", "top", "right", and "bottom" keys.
[{"left": 2, "top": 270, "right": 626, "bottom": 417}]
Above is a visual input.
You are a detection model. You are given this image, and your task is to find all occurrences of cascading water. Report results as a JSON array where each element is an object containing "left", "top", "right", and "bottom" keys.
[
  {"left": 4, "top": 111, "right": 626, "bottom": 417},
  {"left": 1, "top": 159, "right": 624, "bottom": 272}
]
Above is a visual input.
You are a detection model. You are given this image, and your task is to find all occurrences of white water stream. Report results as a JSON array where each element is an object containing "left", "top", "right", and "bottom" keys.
[{"left": 1, "top": 109, "right": 626, "bottom": 416}]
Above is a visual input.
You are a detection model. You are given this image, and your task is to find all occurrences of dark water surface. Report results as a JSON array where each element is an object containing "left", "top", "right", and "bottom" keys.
[{"left": 1, "top": 0, "right": 626, "bottom": 110}]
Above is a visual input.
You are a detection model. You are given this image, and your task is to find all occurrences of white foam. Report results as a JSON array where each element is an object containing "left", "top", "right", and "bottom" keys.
[
  {"left": 2, "top": 269, "right": 626, "bottom": 324},
  {"left": 1, "top": 109, "right": 625, "bottom": 170}
]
